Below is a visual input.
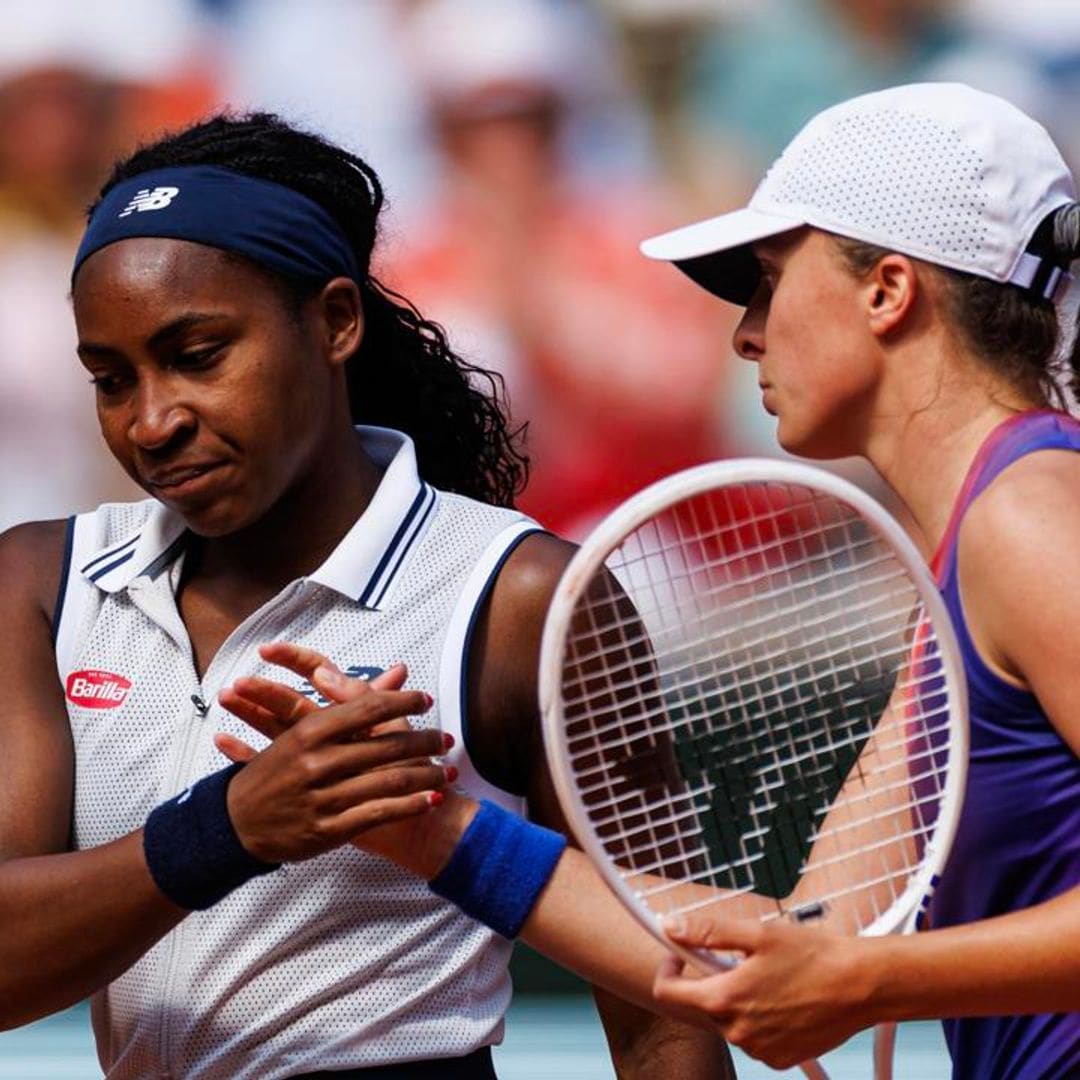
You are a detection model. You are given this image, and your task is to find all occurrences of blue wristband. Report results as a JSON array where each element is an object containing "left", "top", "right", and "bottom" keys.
[
  {"left": 143, "top": 763, "right": 280, "bottom": 910},
  {"left": 428, "top": 800, "right": 567, "bottom": 939}
]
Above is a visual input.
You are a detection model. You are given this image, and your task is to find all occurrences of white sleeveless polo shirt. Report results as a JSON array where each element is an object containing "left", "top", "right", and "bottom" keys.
[{"left": 52, "top": 427, "right": 543, "bottom": 1080}]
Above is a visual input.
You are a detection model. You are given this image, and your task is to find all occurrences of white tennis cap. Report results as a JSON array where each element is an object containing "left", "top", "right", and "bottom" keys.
[{"left": 641, "top": 82, "right": 1077, "bottom": 304}]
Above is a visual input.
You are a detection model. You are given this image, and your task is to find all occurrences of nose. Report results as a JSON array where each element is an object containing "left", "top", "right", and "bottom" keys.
[
  {"left": 129, "top": 375, "right": 195, "bottom": 451},
  {"left": 733, "top": 287, "right": 768, "bottom": 362}
]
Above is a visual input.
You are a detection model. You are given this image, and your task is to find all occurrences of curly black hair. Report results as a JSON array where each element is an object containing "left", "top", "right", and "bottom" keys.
[{"left": 89, "top": 112, "right": 529, "bottom": 507}]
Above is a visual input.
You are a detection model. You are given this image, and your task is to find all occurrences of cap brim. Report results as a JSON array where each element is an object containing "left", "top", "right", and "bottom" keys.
[{"left": 640, "top": 207, "right": 805, "bottom": 305}]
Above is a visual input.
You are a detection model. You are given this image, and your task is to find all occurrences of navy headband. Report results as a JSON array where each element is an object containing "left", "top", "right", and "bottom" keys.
[{"left": 72, "top": 165, "right": 361, "bottom": 284}]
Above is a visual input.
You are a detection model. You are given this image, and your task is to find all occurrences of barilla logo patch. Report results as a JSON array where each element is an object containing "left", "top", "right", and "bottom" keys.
[
  {"left": 118, "top": 186, "right": 180, "bottom": 218},
  {"left": 66, "top": 670, "right": 132, "bottom": 709}
]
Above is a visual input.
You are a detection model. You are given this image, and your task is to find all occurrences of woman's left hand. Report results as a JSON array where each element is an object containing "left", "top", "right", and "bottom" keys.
[{"left": 653, "top": 912, "right": 877, "bottom": 1069}]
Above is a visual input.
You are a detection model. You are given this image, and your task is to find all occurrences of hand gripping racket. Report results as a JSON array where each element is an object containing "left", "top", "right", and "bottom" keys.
[{"left": 539, "top": 459, "right": 968, "bottom": 1080}]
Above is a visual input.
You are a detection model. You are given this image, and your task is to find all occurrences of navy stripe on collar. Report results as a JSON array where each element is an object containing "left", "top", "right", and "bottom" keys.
[
  {"left": 358, "top": 483, "right": 436, "bottom": 607},
  {"left": 88, "top": 547, "right": 138, "bottom": 583},
  {"left": 366, "top": 485, "right": 438, "bottom": 609},
  {"left": 80, "top": 532, "right": 140, "bottom": 575}
]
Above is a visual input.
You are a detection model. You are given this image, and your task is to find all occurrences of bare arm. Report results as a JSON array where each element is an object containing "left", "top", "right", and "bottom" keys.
[
  {"left": 653, "top": 879, "right": 1080, "bottom": 1069},
  {"left": 219, "top": 533, "right": 734, "bottom": 1077},
  {"left": 0, "top": 521, "right": 186, "bottom": 1027}
]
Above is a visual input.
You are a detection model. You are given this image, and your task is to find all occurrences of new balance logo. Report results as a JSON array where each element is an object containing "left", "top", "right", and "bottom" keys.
[
  {"left": 298, "top": 665, "right": 384, "bottom": 706},
  {"left": 118, "top": 186, "right": 180, "bottom": 218},
  {"left": 66, "top": 669, "right": 132, "bottom": 709}
]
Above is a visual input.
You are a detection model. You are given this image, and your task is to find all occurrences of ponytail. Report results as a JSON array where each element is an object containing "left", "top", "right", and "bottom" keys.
[{"left": 1043, "top": 202, "right": 1080, "bottom": 406}]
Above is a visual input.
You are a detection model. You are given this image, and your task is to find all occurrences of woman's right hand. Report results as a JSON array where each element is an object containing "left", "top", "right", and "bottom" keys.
[{"left": 217, "top": 647, "right": 451, "bottom": 864}]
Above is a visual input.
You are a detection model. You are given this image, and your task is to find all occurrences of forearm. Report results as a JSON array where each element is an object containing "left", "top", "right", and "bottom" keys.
[
  {"left": 594, "top": 985, "right": 735, "bottom": 1080},
  {"left": 519, "top": 847, "right": 670, "bottom": 1010},
  {"left": 515, "top": 836, "right": 735, "bottom": 1075},
  {"left": 0, "top": 831, "right": 184, "bottom": 1028},
  {"left": 388, "top": 795, "right": 705, "bottom": 1011},
  {"left": 865, "top": 887, "right": 1080, "bottom": 1023}
]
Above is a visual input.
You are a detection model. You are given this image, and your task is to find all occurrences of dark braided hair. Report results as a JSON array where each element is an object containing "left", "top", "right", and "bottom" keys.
[{"left": 89, "top": 112, "right": 528, "bottom": 506}]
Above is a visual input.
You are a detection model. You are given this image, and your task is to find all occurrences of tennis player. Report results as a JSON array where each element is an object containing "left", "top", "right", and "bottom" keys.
[
  {"left": 634, "top": 81, "right": 1080, "bottom": 1077},
  {"left": 224, "top": 84, "right": 1080, "bottom": 1080},
  {"left": 0, "top": 113, "right": 730, "bottom": 1078}
]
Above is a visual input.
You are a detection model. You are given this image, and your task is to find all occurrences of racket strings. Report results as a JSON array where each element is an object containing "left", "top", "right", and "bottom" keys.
[{"left": 558, "top": 481, "right": 955, "bottom": 934}]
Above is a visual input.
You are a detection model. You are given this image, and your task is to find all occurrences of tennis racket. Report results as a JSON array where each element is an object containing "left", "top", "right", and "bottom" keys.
[{"left": 539, "top": 459, "right": 967, "bottom": 1080}]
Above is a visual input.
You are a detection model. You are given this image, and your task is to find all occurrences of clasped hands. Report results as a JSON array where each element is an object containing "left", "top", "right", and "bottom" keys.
[{"left": 215, "top": 642, "right": 874, "bottom": 1069}]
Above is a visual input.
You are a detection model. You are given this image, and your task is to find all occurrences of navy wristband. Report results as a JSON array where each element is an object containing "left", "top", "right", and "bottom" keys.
[
  {"left": 428, "top": 800, "right": 567, "bottom": 939},
  {"left": 143, "top": 763, "right": 280, "bottom": 910}
]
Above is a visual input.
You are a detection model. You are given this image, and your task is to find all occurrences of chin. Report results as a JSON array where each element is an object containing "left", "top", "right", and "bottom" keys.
[
  {"left": 163, "top": 498, "right": 256, "bottom": 539},
  {"left": 776, "top": 421, "right": 856, "bottom": 461}
]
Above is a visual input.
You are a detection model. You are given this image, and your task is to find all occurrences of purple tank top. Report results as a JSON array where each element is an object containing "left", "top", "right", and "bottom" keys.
[{"left": 929, "top": 410, "right": 1080, "bottom": 1079}]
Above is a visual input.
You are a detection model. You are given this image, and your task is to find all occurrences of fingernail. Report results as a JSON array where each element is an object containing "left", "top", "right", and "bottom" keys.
[
  {"left": 445, "top": 765, "right": 459, "bottom": 783},
  {"left": 314, "top": 664, "right": 344, "bottom": 688},
  {"left": 442, "top": 732, "right": 455, "bottom": 750},
  {"left": 427, "top": 791, "right": 445, "bottom": 808},
  {"left": 662, "top": 914, "right": 687, "bottom": 937},
  {"left": 423, "top": 693, "right": 434, "bottom": 709}
]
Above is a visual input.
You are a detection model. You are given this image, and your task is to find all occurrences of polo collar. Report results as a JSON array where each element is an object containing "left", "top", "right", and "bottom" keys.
[
  {"left": 79, "top": 426, "right": 438, "bottom": 609},
  {"left": 310, "top": 427, "right": 437, "bottom": 607}
]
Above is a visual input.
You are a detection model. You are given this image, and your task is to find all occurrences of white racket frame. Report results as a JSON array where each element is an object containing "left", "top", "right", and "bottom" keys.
[{"left": 540, "top": 458, "right": 969, "bottom": 974}]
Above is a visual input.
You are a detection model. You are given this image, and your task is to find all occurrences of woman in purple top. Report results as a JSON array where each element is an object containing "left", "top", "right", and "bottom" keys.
[{"left": 637, "top": 84, "right": 1080, "bottom": 1078}]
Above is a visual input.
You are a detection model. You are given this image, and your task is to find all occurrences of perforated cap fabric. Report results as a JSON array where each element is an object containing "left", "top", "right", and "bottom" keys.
[{"left": 641, "top": 82, "right": 1077, "bottom": 304}]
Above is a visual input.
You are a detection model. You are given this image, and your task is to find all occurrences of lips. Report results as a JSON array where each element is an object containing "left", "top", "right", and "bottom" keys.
[{"left": 143, "top": 461, "right": 225, "bottom": 495}]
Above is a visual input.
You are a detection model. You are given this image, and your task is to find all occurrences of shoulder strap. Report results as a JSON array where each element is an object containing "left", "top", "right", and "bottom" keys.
[
  {"left": 932, "top": 410, "right": 1080, "bottom": 582},
  {"left": 53, "top": 512, "right": 104, "bottom": 681},
  {"left": 437, "top": 521, "right": 546, "bottom": 813}
]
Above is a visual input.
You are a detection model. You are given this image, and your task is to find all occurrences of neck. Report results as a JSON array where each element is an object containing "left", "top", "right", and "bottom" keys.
[{"left": 863, "top": 372, "right": 1038, "bottom": 556}]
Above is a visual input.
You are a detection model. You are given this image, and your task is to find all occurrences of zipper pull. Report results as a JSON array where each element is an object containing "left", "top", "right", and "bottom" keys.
[{"left": 191, "top": 693, "right": 209, "bottom": 717}]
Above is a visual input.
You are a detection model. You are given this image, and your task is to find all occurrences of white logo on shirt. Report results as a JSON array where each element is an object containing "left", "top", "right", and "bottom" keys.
[{"left": 118, "top": 186, "right": 180, "bottom": 218}]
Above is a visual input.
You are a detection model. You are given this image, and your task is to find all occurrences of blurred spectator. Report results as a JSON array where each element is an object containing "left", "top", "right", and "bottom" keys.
[
  {"left": 220, "top": 0, "right": 434, "bottom": 211},
  {"left": 386, "top": 0, "right": 736, "bottom": 536},
  {"left": 0, "top": 63, "right": 133, "bottom": 531},
  {"left": 684, "top": 0, "right": 966, "bottom": 168},
  {"left": 598, "top": 0, "right": 759, "bottom": 210},
  {"left": 0, "top": 2, "right": 217, "bottom": 531}
]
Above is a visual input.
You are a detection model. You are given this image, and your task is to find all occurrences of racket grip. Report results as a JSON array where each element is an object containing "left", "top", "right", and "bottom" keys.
[{"left": 429, "top": 800, "right": 567, "bottom": 939}]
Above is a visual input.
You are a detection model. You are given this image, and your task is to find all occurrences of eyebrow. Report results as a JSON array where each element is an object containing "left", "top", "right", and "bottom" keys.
[{"left": 77, "top": 312, "right": 230, "bottom": 357}]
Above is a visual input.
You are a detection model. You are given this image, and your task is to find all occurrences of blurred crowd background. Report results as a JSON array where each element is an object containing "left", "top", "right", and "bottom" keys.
[{"left": 4, "top": 0, "right": 1080, "bottom": 538}]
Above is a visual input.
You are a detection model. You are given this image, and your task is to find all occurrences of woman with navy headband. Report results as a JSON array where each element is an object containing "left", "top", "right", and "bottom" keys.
[
  {"left": 0, "top": 113, "right": 731, "bottom": 1078},
  {"left": 229, "top": 84, "right": 1080, "bottom": 1079}
]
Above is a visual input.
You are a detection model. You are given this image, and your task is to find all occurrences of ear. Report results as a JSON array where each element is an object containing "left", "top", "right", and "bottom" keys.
[
  {"left": 864, "top": 253, "right": 918, "bottom": 337},
  {"left": 315, "top": 277, "right": 364, "bottom": 367}
]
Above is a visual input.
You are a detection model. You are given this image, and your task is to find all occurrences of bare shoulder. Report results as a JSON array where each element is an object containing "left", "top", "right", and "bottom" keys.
[
  {"left": 960, "top": 448, "right": 1080, "bottom": 566},
  {"left": 0, "top": 518, "right": 71, "bottom": 625},
  {"left": 479, "top": 531, "right": 578, "bottom": 696},
  {"left": 0, "top": 519, "right": 76, "bottom": 858},
  {"left": 487, "top": 532, "right": 578, "bottom": 621},
  {"left": 958, "top": 448, "right": 1080, "bottom": 695}
]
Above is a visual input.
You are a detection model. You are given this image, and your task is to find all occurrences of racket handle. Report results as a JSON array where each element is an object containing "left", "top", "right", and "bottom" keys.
[{"left": 872, "top": 1021, "right": 898, "bottom": 1080}]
